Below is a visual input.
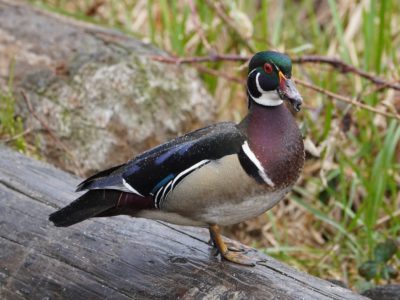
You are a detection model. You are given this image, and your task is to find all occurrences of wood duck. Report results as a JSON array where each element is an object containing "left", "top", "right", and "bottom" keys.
[{"left": 49, "top": 51, "right": 305, "bottom": 266}]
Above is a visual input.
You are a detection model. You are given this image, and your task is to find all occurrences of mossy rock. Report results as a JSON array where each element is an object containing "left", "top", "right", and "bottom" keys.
[{"left": 0, "top": 1, "right": 215, "bottom": 174}]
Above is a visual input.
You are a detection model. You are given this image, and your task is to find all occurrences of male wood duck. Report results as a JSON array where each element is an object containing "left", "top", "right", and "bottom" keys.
[{"left": 49, "top": 51, "right": 304, "bottom": 266}]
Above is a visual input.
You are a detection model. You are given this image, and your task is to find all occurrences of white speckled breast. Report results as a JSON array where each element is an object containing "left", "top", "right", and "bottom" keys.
[{"left": 161, "top": 155, "right": 291, "bottom": 226}]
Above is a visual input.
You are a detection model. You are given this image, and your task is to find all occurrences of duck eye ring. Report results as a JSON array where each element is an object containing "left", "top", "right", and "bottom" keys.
[{"left": 263, "top": 63, "right": 273, "bottom": 74}]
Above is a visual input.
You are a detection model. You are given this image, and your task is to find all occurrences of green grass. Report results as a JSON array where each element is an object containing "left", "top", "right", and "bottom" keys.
[
  {"left": 25, "top": 0, "right": 399, "bottom": 289},
  {"left": 0, "top": 62, "right": 26, "bottom": 151}
]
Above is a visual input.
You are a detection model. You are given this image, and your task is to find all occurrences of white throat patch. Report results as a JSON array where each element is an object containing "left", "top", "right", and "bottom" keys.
[{"left": 248, "top": 71, "right": 283, "bottom": 107}]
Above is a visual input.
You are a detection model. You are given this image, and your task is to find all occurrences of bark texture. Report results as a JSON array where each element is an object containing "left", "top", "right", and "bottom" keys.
[{"left": 0, "top": 146, "right": 367, "bottom": 299}]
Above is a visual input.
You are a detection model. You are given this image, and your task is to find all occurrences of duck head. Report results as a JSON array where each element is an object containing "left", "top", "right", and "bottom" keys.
[{"left": 247, "top": 51, "right": 302, "bottom": 112}]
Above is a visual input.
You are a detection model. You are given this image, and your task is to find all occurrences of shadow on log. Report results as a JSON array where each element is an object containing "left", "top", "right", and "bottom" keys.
[{"left": 0, "top": 147, "right": 367, "bottom": 299}]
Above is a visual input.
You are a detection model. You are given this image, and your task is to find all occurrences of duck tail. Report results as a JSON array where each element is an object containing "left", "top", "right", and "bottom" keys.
[{"left": 49, "top": 190, "right": 121, "bottom": 227}]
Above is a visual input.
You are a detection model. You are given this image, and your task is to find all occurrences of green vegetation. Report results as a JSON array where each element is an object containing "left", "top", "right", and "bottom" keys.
[
  {"left": 358, "top": 239, "right": 398, "bottom": 284},
  {"left": 26, "top": 0, "right": 399, "bottom": 289},
  {"left": 0, "top": 62, "right": 26, "bottom": 151}
]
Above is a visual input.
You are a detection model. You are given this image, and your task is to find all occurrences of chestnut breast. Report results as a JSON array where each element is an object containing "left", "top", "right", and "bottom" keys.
[{"left": 245, "top": 104, "right": 304, "bottom": 190}]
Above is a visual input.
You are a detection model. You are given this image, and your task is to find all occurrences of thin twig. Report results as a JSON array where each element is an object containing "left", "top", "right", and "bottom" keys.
[
  {"left": 151, "top": 54, "right": 400, "bottom": 120},
  {"left": 20, "top": 91, "right": 84, "bottom": 176},
  {"left": 194, "top": 64, "right": 244, "bottom": 84},
  {"left": 362, "top": 79, "right": 400, "bottom": 97},
  {"left": 165, "top": 59, "right": 400, "bottom": 120},
  {"left": 0, "top": 127, "right": 32, "bottom": 143},
  {"left": 151, "top": 54, "right": 400, "bottom": 91},
  {"left": 295, "top": 79, "right": 400, "bottom": 120},
  {"left": 150, "top": 53, "right": 248, "bottom": 64},
  {"left": 293, "top": 56, "right": 400, "bottom": 91}
]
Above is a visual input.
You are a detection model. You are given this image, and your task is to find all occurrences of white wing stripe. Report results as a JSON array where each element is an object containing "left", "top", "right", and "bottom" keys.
[
  {"left": 154, "top": 186, "right": 164, "bottom": 209},
  {"left": 122, "top": 178, "right": 144, "bottom": 196},
  {"left": 159, "top": 184, "right": 173, "bottom": 209},
  {"left": 171, "top": 159, "right": 210, "bottom": 189},
  {"left": 153, "top": 159, "right": 210, "bottom": 209},
  {"left": 242, "top": 141, "right": 275, "bottom": 187},
  {"left": 161, "top": 181, "right": 173, "bottom": 202}
]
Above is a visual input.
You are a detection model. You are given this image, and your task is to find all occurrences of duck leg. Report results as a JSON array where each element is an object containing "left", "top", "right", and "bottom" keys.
[
  {"left": 208, "top": 234, "right": 246, "bottom": 252},
  {"left": 209, "top": 224, "right": 255, "bottom": 267}
]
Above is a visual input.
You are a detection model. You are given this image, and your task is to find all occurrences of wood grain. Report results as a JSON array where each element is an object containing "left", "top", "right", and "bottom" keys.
[{"left": 0, "top": 147, "right": 366, "bottom": 299}]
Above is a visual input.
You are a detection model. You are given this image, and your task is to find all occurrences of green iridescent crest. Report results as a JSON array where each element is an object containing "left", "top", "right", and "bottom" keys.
[{"left": 249, "top": 51, "right": 292, "bottom": 77}]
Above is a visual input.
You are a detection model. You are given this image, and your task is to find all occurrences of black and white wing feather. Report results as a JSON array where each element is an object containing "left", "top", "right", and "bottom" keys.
[{"left": 76, "top": 122, "right": 246, "bottom": 203}]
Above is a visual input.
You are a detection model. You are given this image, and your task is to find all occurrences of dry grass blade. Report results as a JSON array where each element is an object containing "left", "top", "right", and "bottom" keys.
[
  {"left": 0, "top": 127, "right": 32, "bottom": 143},
  {"left": 188, "top": 0, "right": 213, "bottom": 53},
  {"left": 204, "top": 0, "right": 255, "bottom": 52}
]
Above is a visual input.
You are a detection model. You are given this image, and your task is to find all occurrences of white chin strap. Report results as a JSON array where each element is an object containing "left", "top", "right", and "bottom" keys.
[{"left": 248, "top": 72, "right": 283, "bottom": 107}]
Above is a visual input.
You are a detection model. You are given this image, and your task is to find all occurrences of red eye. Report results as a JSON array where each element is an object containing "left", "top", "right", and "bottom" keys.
[{"left": 263, "top": 63, "right": 273, "bottom": 74}]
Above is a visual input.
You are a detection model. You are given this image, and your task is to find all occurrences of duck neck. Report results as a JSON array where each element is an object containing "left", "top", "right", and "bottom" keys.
[{"left": 238, "top": 102, "right": 304, "bottom": 189}]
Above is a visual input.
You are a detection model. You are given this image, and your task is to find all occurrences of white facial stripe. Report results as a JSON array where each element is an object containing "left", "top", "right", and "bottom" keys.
[
  {"left": 255, "top": 72, "right": 265, "bottom": 94},
  {"left": 242, "top": 141, "right": 275, "bottom": 187},
  {"left": 247, "top": 72, "right": 283, "bottom": 107},
  {"left": 122, "top": 178, "right": 144, "bottom": 196},
  {"left": 248, "top": 68, "right": 258, "bottom": 77}
]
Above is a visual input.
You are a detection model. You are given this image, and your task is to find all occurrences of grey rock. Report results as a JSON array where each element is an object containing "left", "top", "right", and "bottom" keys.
[{"left": 0, "top": 0, "right": 215, "bottom": 175}]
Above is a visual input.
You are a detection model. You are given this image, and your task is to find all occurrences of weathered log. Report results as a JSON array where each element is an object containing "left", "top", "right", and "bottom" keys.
[
  {"left": 0, "top": 0, "right": 215, "bottom": 175},
  {"left": 0, "top": 146, "right": 366, "bottom": 299},
  {"left": 361, "top": 284, "right": 400, "bottom": 300}
]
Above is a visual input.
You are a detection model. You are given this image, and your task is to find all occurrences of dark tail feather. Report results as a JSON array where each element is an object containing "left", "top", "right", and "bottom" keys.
[{"left": 49, "top": 190, "right": 121, "bottom": 227}]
